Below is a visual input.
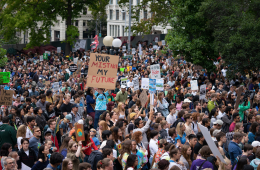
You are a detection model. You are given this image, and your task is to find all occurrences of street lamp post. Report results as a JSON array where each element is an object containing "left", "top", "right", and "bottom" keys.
[
  {"left": 128, "top": 0, "right": 131, "bottom": 53},
  {"left": 103, "top": 36, "right": 114, "bottom": 54},
  {"left": 112, "top": 38, "right": 122, "bottom": 55}
]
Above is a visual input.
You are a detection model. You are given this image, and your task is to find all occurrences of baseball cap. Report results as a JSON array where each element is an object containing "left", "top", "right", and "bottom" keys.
[
  {"left": 213, "top": 129, "right": 221, "bottom": 137},
  {"left": 121, "top": 85, "right": 126, "bottom": 89},
  {"left": 65, "top": 114, "right": 72, "bottom": 123},
  {"left": 213, "top": 120, "right": 223, "bottom": 125},
  {"left": 252, "top": 141, "right": 260, "bottom": 147},
  {"left": 129, "top": 113, "right": 137, "bottom": 119},
  {"left": 185, "top": 93, "right": 192, "bottom": 98},
  {"left": 184, "top": 98, "right": 192, "bottom": 103},
  {"left": 71, "top": 104, "right": 78, "bottom": 108}
]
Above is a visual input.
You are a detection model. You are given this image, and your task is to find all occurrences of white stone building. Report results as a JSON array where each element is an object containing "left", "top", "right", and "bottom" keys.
[{"left": 106, "top": 0, "right": 172, "bottom": 37}]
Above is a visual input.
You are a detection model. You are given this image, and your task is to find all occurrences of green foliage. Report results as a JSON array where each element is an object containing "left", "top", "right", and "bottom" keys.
[
  {"left": 64, "top": 25, "right": 79, "bottom": 47},
  {"left": 166, "top": 0, "right": 217, "bottom": 73},
  {"left": 118, "top": 0, "right": 172, "bottom": 35},
  {"left": 0, "top": 45, "right": 7, "bottom": 67}
]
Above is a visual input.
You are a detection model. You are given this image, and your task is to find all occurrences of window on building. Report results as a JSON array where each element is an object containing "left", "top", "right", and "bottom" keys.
[
  {"left": 83, "top": 7, "right": 87, "bottom": 15},
  {"left": 116, "top": 0, "right": 118, "bottom": 4},
  {"left": 122, "top": 26, "right": 124, "bottom": 36},
  {"left": 112, "top": 25, "right": 114, "bottom": 36},
  {"left": 110, "top": 25, "right": 112, "bottom": 36},
  {"left": 137, "top": 0, "right": 140, "bottom": 4},
  {"left": 136, "top": 10, "right": 140, "bottom": 21},
  {"left": 115, "top": 26, "right": 117, "bottom": 36},
  {"left": 110, "top": 10, "right": 113, "bottom": 20},
  {"left": 118, "top": 26, "right": 120, "bottom": 36},
  {"left": 83, "top": 21, "right": 86, "bottom": 26},
  {"left": 144, "top": 10, "right": 147, "bottom": 19},
  {"left": 122, "top": 12, "right": 126, "bottom": 20},
  {"left": 75, "top": 20, "right": 78, "bottom": 26},
  {"left": 116, "top": 10, "right": 119, "bottom": 20},
  {"left": 110, "top": 0, "right": 113, "bottom": 4},
  {"left": 131, "top": 0, "right": 133, "bottom": 5}
]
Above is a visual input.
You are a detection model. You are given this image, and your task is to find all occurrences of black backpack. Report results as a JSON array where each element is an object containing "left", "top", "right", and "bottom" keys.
[
  {"left": 171, "top": 118, "right": 184, "bottom": 128},
  {"left": 88, "top": 151, "right": 103, "bottom": 170}
]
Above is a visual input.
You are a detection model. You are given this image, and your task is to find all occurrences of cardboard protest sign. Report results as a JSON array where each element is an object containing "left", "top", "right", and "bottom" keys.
[
  {"left": 153, "top": 45, "right": 158, "bottom": 50},
  {"left": 190, "top": 80, "right": 198, "bottom": 90},
  {"left": 194, "top": 65, "right": 203, "bottom": 70},
  {"left": 158, "top": 41, "right": 162, "bottom": 46},
  {"left": 234, "top": 86, "right": 244, "bottom": 110},
  {"left": 198, "top": 124, "right": 226, "bottom": 163},
  {"left": 45, "top": 81, "right": 50, "bottom": 86},
  {"left": 75, "top": 123, "right": 85, "bottom": 141},
  {"left": 76, "top": 61, "right": 82, "bottom": 74},
  {"left": 199, "top": 84, "right": 206, "bottom": 100},
  {"left": 133, "top": 77, "right": 139, "bottom": 91},
  {"left": 87, "top": 53, "right": 119, "bottom": 89},
  {"left": 150, "top": 64, "right": 161, "bottom": 79},
  {"left": 149, "top": 79, "right": 156, "bottom": 94},
  {"left": 141, "top": 78, "right": 149, "bottom": 89},
  {"left": 0, "top": 90, "right": 13, "bottom": 106},
  {"left": 0, "top": 72, "right": 10, "bottom": 84},
  {"left": 52, "top": 82, "right": 60, "bottom": 92},
  {"left": 121, "top": 77, "right": 128, "bottom": 86},
  {"left": 57, "top": 47, "right": 61, "bottom": 53},
  {"left": 139, "top": 90, "right": 148, "bottom": 107},
  {"left": 156, "top": 79, "right": 164, "bottom": 91}
]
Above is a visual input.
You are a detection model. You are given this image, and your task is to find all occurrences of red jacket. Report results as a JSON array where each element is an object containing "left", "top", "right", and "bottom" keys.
[
  {"left": 51, "top": 135, "right": 59, "bottom": 152},
  {"left": 83, "top": 138, "right": 98, "bottom": 156}
]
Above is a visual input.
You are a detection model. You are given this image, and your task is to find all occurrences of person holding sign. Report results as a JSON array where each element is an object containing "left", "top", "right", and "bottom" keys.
[{"left": 67, "top": 140, "right": 84, "bottom": 170}]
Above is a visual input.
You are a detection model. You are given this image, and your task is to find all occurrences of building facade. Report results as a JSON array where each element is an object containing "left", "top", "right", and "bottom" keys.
[{"left": 106, "top": 0, "right": 172, "bottom": 37}]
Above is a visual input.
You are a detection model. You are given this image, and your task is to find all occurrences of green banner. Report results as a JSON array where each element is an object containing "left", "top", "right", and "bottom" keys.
[
  {"left": 122, "top": 55, "right": 133, "bottom": 60},
  {"left": 43, "top": 53, "right": 48, "bottom": 60},
  {"left": 0, "top": 72, "right": 10, "bottom": 84}
]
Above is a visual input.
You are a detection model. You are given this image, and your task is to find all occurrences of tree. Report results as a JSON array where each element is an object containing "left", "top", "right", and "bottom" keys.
[
  {"left": 0, "top": 0, "right": 98, "bottom": 55},
  {"left": 118, "top": 0, "right": 172, "bottom": 35},
  {"left": 165, "top": 0, "right": 217, "bottom": 73},
  {"left": 0, "top": 44, "right": 7, "bottom": 67}
]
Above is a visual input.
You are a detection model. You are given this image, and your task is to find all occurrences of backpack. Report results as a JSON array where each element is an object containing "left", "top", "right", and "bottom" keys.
[
  {"left": 171, "top": 118, "right": 184, "bottom": 128},
  {"left": 88, "top": 151, "right": 103, "bottom": 170}
]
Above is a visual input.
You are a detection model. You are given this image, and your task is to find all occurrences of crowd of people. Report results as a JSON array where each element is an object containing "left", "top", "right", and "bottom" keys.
[{"left": 0, "top": 42, "right": 260, "bottom": 170}]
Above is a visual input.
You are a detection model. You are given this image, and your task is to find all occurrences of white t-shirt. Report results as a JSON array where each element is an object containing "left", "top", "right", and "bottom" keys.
[
  {"left": 127, "top": 81, "right": 134, "bottom": 88},
  {"left": 221, "top": 69, "right": 227, "bottom": 77},
  {"left": 166, "top": 114, "right": 176, "bottom": 125},
  {"left": 26, "top": 127, "right": 33, "bottom": 139},
  {"left": 17, "top": 137, "right": 23, "bottom": 150}
]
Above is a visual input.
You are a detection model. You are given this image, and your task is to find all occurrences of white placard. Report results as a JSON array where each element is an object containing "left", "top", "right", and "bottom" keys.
[
  {"left": 57, "top": 47, "right": 61, "bottom": 53},
  {"left": 121, "top": 77, "right": 128, "bottom": 86},
  {"left": 132, "top": 48, "right": 136, "bottom": 55},
  {"left": 150, "top": 93, "right": 154, "bottom": 106},
  {"left": 199, "top": 84, "right": 206, "bottom": 100},
  {"left": 162, "top": 40, "right": 165, "bottom": 45},
  {"left": 45, "top": 51, "right": 51, "bottom": 55},
  {"left": 73, "top": 57, "right": 78, "bottom": 64},
  {"left": 139, "top": 44, "right": 142, "bottom": 53},
  {"left": 40, "top": 55, "right": 43, "bottom": 61},
  {"left": 141, "top": 78, "right": 149, "bottom": 90},
  {"left": 156, "top": 79, "right": 164, "bottom": 91},
  {"left": 123, "top": 46, "right": 126, "bottom": 51},
  {"left": 198, "top": 124, "right": 226, "bottom": 163},
  {"left": 150, "top": 64, "right": 161, "bottom": 79},
  {"left": 79, "top": 40, "right": 86, "bottom": 49},
  {"left": 190, "top": 80, "right": 198, "bottom": 90},
  {"left": 155, "top": 37, "right": 158, "bottom": 43},
  {"left": 153, "top": 45, "right": 158, "bottom": 50},
  {"left": 133, "top": 77, "right": 139, "bottom": 91},
  {"left": 52, "top": 82, "right": 60, "bottom": 92}
]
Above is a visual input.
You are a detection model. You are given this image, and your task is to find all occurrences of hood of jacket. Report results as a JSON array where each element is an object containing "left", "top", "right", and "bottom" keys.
[
  {"left": 251, "top": 158, "right": 260, "bottom": 168},
  {"left": 0, "top": 124, "right": 10, "bottom": 130}
]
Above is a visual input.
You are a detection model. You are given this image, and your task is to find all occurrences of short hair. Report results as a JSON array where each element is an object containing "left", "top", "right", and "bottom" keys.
[
  {"left": 184, "top": 113, "right": 192, "bottom": 121},
  {"left": 102, "top": 130, "right": 112, "bottom": 141},
  {"left": 202, "top": 118, "right": 209, "bottom": 126},
  {"left": 177, "top": 110, "right": 185, "bottom": 118},
  {"left": 160, "top": 120, "right": 167, "bottom": 128},
  {"left": 215, "top": 132, "right": 226, "bottom": 142},
  {"left": 33, "top": 126, "right": 40, "bottom": 133},
  {"left": 26, "top": 116, "right": 35, "bottom": 123},
  {"left": 169, "top": 105, "right": 176, "bottom": 111},
  {"left": 21, "top": 138, "right": 29, "bottom": 144},
  {"left": 168, "top": 128, "right": 176, "bottom": 137},
  {"left": 73, "top": 94, "right": 80, "bottom": 100},
  {"left": 199, "top": 146, "right": 212, "bottom": 158},
  {"left": 233, "top": 113, "right": 240, "bottom": 119},
  {"left": 233, "top": 132, "right": 244, "bottom": 140},
  {"left": 188, "top": 134, "right": 197, "bottom": 141},
  {"left": 194, "top": 101, "right": 199, "bottom": 108},
  {"left": 134, "top": 118, "right": 142, "bottom": 128},
  {"left": 225, "top": 106, "right": 232, "bottom": 113},
  {"left": 155, "top": 116, "right": 164, "bottom": 123},
  {"left": 150, "top": 130, "right": 159, "bottom": 139},
  {"left": 102, "top": 148, "right": 112, "bottom": 158},
  {"left": 2, "top": 157, "right": 14, "bottom": 166},
  {"left": 211, "top": 93, "right": 217, "bottom": 98},
  {"left": 40, "top": 94, "right": 46, "bottom": 99},
  {"left": 170, "top": 166, "right": 181, "bottom": 170},
  {"left": 196, "top": 132, "right": 204, "bottom": 140},
  {"left": 49, "top": 153, "right": 64, "bottom": 165},
  {"left": 244, "top": 144, "right": 253, "bottom": 152},
  {"left": 2, "top": 116, "right": 9, "bottom": 124},
  {"left": 48, "top": 119, "right": 55, "bottom": 127},
  {"left": 158, "top": 159, "right": 170, "bottom": 170},
  {"left": 248, "top": 114, "right": 255, "bottom": 122},
  {"left": 79, "top": 162, "right": 92, "bottom": 170}
]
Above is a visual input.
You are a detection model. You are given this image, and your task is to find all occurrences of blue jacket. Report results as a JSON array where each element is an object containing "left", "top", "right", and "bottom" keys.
[
  {"left": 228, "top": 141, "right": 242, "bottom": 165},
  {"left": 248, "top": 132, "right": 256, "bottom": 144},
  {"left": 86, "top": 95, "right": 95, "bottom": 113}
]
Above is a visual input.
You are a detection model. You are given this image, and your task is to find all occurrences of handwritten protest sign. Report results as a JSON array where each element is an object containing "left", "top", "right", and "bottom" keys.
[
  {"left": 75, "top": 123, "right": 85, "bottom": 141},
  {"left": 121, "top": 77, "right": 128, "bottom": 86},
  {"left": 141, "top": 78, "right": 149, "bottom": 89},
  {"left": 0, "top": 72, "right": 10, "bottom": 84},
  {"left": 40, "top": 55, "right": 43, "bottom": 61},
  {"left": 190, "top": 80, "right": 198, "bottom": 90},
  {"left": 69, "top": 64, "right": 77, "bottom": 72},
  {"left": 149, "top": 79, "right": 156, "bottom": 94},
  {"left": 133, "top": 77, "right": 139, "bottom": 91},
  {"left": 123, "top": 46, "right": 126, "bottom": 51},
  {"left": 139, "top": 90, "right": 148, "bottom": 107},
  {"left": 52, "top": 82, "right": 60, "bottom": 92},
  {"left": 123, "top": 55, "right": 133, "bottom": 60},
  {"left": 87, "top": 53, "right": 119, "bottom": 89},
  {"left": 132, "top": 48, "right": 136, "bottom": 54},
  {"left": 150, "top": 64, "right": 161, "bottom": 79},
  {"left": 199, "top": 84, "right": 206, "bottom": 100},
  {"left": 155, "top": 37, "right": 158, "bottom": 43},
  {"left": 76, "top": 61, "right": 82, "bottom": 74},
  {"left": 156, "top": 79, "right": 164, "bottom": 91},
  {"left": 45, "top": 81, "right": 50, "bottom": 86},
  {"left": 73, "top": 57, "right": 78, "bottom": 64},
  {"left": 0, "top": 90, "right": 13, "bottom": 106},
  {"left": 158, "top": 41, "right": 162, "bottom": 46}
]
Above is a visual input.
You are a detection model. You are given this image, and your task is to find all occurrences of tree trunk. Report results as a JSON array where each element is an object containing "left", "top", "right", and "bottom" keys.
[{"left": 65, "top": 0, "right": 72, "bottom": 55}]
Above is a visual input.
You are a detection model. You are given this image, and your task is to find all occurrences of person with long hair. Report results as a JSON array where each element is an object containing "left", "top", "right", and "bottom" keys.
[
  {"left": 0, "top": 143, "right": 12, "bottom": 170},
  {"left": 168, "top": 147, "right": 187, "bottom": 170},
  {"left": 219, "top": 157, "right": 232, "bottom": 170},
  {"left": 84, "top": 116, "right": 94, "bottom": 132},
  {"left": 180, "top": 144, "right": 192, "bottom": 169},
  {"left": 120, "top": 140, "right": 133, "bottom": 170},
  {"left": 107, "top": 101, "right": 115, "bottom": 112},
  {"left": 100, "top": 111, "right": 114, "bottom": 128},
  {"left": 112, "top": 126, "right": 123, "bottom": 145},
  {"left": 61, "top": 158, "right": 73, "bottom": 170},
  {"left": 59, "top": 137, "right": 72, "bottom": 158},
  {"left": 31, "top": 145, "right": 50, "bottom": 170},
  {"left": 66, "top": 141, "right": 84, "bottom": 170},
  {"left": 158, "top": 159, "right": 170, "bottom": 170},
  {"left": 15, "top": 108, "right": 24, "bottom": 127},
  {"left": 236, "top": 158, "right": 249, "bottom": 170},
  {"left": 86, "top": 87, "right": 96, "bottom": 120},
  {"left": 130, "top": 140, "right": 148, "bottom": 170},
  {"left": 249, "top": 122, "right": 259, "bottom": 144},
  {"left": 209, "top": 108, "right": 219, "bottom": 127},
  {"left": 175, "top": 122, "right": 187, "bottom": 147},
  {"left": 132, "top": 131, "right": 147, "bottom": 153},
  {"left": 97, "top": 120, "right": 109, "bottom": 142},
  {"left": 110, "top": 111, "right": 118, "bottom": 126},
  {"left": 117, "top": 102, "right": 126, "bottom": 119},
  {"left": 16, "top": 124, "right": 27, "bottom": 150},
  {"left": 152, "top": 139, "right": 167, "bottom": 168},
  {"left": 82, "top": 131, "right": 98, "bottom": 162},
  {"left": 157, "top": 92, "right": 169, "bottom": 117},
  {"left": 124, "top": 154, "right": 138, "bottom": 170}
]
